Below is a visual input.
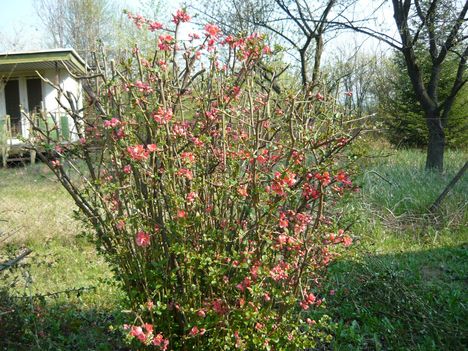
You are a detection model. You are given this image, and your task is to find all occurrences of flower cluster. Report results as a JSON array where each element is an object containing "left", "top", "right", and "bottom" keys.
[
  {"left": 32, "top": 8, "right": 360, "bottom": 351},
  {"left": 125, "top": 323, "right": 169, "bottom": 350}
]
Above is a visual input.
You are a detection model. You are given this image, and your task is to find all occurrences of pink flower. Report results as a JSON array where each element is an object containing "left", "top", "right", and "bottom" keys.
[
  {"left": 315, "top": 171, "right": 331, "bottom": 186},
  {"left": 269, "top": 261, "right": 290, "bottom": 281},
  {"left": 158, "top": 34, "right": 174, "bottom": 51},
  {"left": 172, "top": 122, "right": 189, "bottom": 136},
  {"left": 177, "top": 209, "right": 187, "bottom": 218},
  {"left": 116, "top": 220, "right": 126, "bottom": 230},
  {"left": 130, "top": 325, "right": 146, "bottom": 341},
  {"left": 127, "top": 145, "right": 149, "bottom": 161},
  {"left": 283, "top": 171, "right": 296, "bottom": 186},
  {"left": 343, "top": 235, "right": 353, "bottom": 247},
  {"left": 212, "top": 298, "right": 228, "bottom": 315},
  {"left": 51, "top": 160, "right": 61, "bottom": 168},
  {"left": 152, "top": 107, "right": 173, "bottom": 124},
  {"left": 236, "top": 276, "right": 251, "bottom": 292},
  {"left": 144, "top": 323, "right": 153, "bottom": 334},
  {"left": 172, "top": 9, "right": 191, "bottom": 24},
  {"left": 335, "top": 171, "right": 352, "bottom": 186},
  {"left": 129, "top": 13, "right": 147, "bottom": 29},
  {"left": 186, "top": 191, "right": 198, "bottom": 204},
  {"left": 153, "top": 333, "right": 169, "bottom": 350},
  {"left": 197, "top": 309, "right": 206, "bottom": 317},
  {"left": 136, "top": 231, "right": 151, "bottom": 247},
  {"left": 134, "top": 80, "right": 153, "bottom": 94},
  {"left": 189, "top": 326, "right": 199, "bottom": 336},
  {"left": 148, "top": 21, "right": 163, "bottom": 31},
  {"left": 204, "top": 23, "right": 221, "bottom": 38},
  {"left": 103, "top": 117, "right": 121, "bottom": 128},
  {"left": 177, "top": 168, "right": 193, "bottom": 180},
  {"left": 299, "top": 301, "right": 310, "bottom": 310},
  {"left": 237, "top": 185, "right": 248, "bottom": 197},
  {"left": 181, "top": 152, "right": 195, "bottom": 163},
  {"left": 271, "top": 180, "right": 285, "bottom": 196},
  {"left": 278, "top": 212, "right": 289, "bottom": 228},
  {"left": 123, "top": 165, "right": 132, "bottom": 174},
  {"left": 191, "top": 137, "right": 204, "bottom": 148},
  {"left": 302, "top": 183, "right": 319, "bottom": 200},
  {"left": 158, "top": 60, "right": 168, "bottom": 70},
  {"left": 147, "top": 144, "right": 157, "bottom": 152}
]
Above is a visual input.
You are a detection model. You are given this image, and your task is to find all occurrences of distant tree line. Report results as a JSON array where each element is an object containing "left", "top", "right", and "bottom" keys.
[{"left": 30, "top": 0, "right": 467, "bottom": 172}]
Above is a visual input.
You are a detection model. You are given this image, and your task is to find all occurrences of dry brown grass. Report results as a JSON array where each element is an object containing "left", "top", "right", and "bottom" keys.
[{"left": 0, "top": 163, "right": 79, "bottom": 245}]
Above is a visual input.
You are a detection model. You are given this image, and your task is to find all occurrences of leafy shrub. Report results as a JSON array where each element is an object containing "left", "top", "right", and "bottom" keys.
[{"left": 28, "top": 9, "right": 359, "bottom": 350}]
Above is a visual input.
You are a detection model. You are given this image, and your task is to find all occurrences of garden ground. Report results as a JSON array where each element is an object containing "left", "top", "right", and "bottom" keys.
[{"left": 0, "top": 147, "right": 467, "bottom": 350}]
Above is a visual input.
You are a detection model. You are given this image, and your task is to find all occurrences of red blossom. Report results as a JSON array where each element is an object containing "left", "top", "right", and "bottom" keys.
[
  {"left": 343, "top": 235, "right": 353, "bottom": 247},
  {"left": 177, "top": 168, "right": 193, "bottom": 180},
  {"left": 204, "top": 23, "right": 221, "bottom": 38},
  {"left": 148, "top": 21, "right": 163, "bottom": 31},
  {"left": 136, "top": 231, "right": 151, "bottom": 247},
  {"left": 152, "top": 107, "right": 173, "bottom": 124},
  {"left": 186, "top": 191, "right": 198, "bottom": 204},
  {"left": 158, "top": 34, "right": 174, "bottom": 51},
  {"left": 103, "top": 117, "right": 121, "bottom": 128},
  {"left": 269, "top": 261, "right": 290, "bottom": 281},
  {"left": 172, "top": 9, "right": 191, "bottom": 24},
  {"left": 237, "top": 185, "right": 248, "bottom": 197},
  {"left": 134, "top": 80, "right": 153, "bottom": 94}
]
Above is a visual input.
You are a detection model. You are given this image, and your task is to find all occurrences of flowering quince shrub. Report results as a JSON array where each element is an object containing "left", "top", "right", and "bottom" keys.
[{"left": 28, "top": 8, "right": 360, "bottom": 351}]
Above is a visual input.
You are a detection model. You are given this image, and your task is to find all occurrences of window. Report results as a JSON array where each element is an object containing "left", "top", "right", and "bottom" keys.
[
  {"left": 2, "top": 78, "right": 43, "bottom": 138},
  {"left": 4, "top": 80, "right": 21, "bottom": 136},
  {"left": 27, "top": 78, "right": 42, "bottom": 114}
]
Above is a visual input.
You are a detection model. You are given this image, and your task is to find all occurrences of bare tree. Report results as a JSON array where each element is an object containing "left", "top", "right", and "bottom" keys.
[
  {"left": 194, "top": 0, "right": 355, "bottom": 88},
  {"left": 34, "top": 0, "right": 113, "bottom": 61},
  {"left": 338, "top": 0, "right": 467, "bottom": 171}
]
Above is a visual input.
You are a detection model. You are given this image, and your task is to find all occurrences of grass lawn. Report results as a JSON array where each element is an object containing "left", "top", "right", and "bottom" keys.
[
  {"left": 321, "top": 148, "right": 468, "bottom": 350},
  {"left": 0, "top": 148, "right": 467, "bottom": 350},
  {"left": 0, "top": 164, "right": 126, "bottom": 350}
]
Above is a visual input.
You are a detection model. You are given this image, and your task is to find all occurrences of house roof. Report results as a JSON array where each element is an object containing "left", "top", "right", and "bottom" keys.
[{"left": 0, "top": 48, "right": 87, "bottom": 76}]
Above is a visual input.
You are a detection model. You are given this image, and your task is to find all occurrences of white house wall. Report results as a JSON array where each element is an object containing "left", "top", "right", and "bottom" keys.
[
  {"left": 0, "top": 81, "right": 5, "bottom": 117},
  {"left": 61, "top": 72, "right": 82, "bottom": 141},
  {"left": 43, "top": 69, "right": 60, "bottom": 113},
  {"left": 43, "top": 69, "right": 83, "bottom": 142}
]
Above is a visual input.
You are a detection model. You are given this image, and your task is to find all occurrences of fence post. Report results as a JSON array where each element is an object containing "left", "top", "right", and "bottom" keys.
[
  {"left": 29, "top": 112, "right": 36, "bottom": 165},
  {"left": 1, "top": 115, "right": 11, "bottom": 168}
]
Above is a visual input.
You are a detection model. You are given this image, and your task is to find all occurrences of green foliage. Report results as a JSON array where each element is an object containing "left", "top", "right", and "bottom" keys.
[
  {"left": 1, "top": 147, "right": 467, "bottom": 349},
  {"left": 377, "top": 52, "right": 467, "bottom": 148},
  {"left": 29, "top": 14, "right": 361, "bottom": 350},
  {"left": 322, "top": 147, "right": 468, "bottom": 350}
]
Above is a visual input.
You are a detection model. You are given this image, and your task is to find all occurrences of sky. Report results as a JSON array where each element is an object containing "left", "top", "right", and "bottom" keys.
[
  {"left": 0, "top": 0, "right": 397, "bottom": 59},
  {"left": 0, "top": 0, "right": 43, "bottom": 49},
  {"left": 0, "top": 0, "right": 183, "bottom": 51}
]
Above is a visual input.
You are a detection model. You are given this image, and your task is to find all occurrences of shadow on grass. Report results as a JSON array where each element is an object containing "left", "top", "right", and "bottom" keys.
[
  {"left": 0, "top": 293, "right": 130, "bottom": 351},
  {"left": 317, "top": 243, "right": 468, "bottom": 351}
]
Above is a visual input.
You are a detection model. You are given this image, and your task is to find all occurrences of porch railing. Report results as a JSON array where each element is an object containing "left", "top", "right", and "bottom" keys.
[
  {"left": 0, "top": 115, "right": 12, "bottom": 168},
  {"left": 0, "top": 112, "right": 71, "bottom": 167}
]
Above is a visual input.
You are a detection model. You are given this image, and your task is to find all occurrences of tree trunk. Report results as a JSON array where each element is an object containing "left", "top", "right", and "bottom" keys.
[
  {"left": 299, "top": 48, "right": 308, "bottom": 87},
  {"left": 425, "top": 110, "right": 445, "bottom": 172},
  {"left": 312, "top": 35, "right": 323, "bottom": 86}
]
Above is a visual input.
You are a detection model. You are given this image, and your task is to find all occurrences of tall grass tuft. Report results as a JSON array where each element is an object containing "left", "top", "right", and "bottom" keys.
[{"left": 358, "top": 148, "right": 467, "bottom": 222}]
